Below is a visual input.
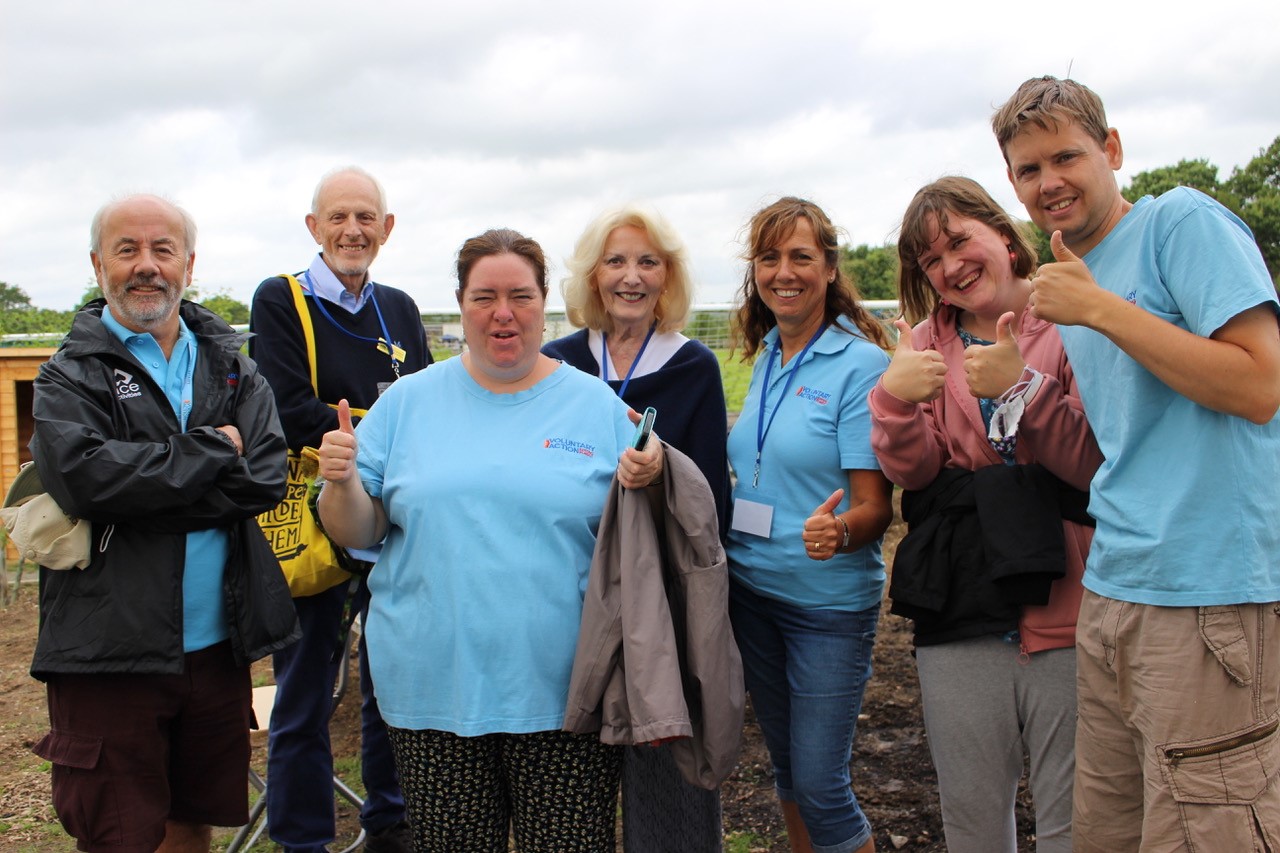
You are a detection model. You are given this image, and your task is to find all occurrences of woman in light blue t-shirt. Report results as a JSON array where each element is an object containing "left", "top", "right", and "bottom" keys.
[
  {"left": 726, "top": 197, "right": 893, "bottom": 853},
  {"left": 317, "top": 228, "right": 664, "bottom": 853}
]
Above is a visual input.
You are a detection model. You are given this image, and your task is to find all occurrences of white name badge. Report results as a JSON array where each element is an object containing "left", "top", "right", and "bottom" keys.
[{"left": 731, "top": 497, "right": 774, "bottom": 538}]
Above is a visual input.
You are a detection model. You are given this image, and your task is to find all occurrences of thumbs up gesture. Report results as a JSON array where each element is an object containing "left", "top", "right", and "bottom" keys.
[
  {"left": 318, "top": 399, "right": 359, "bottom": 483},
  {"left": 964, "top": 312, "right": 1026, "bottom": 399},
  {"left": 802, "top": 489, "right": 845, "bottom": 562},
  {"left": 881, "top": 318, "right": 948, "bottom": 403},
  {"left": 1029, "top": 231, "right": 1106, "bottom": 327}
]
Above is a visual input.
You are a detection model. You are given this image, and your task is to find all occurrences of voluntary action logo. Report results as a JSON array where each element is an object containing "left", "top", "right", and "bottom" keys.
[
  {"left": 794, "top": 385, "right": 831, "bottom": 405},
  {"left": 114, "top": 369, "right": 142, "bottom": 401},
  {"left": 544, "top": 437, "right": 596, "bottom": 457}
]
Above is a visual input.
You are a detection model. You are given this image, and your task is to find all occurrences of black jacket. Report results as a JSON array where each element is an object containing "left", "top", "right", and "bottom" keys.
[
  {"left": 29, "top": 300, "right": 299, "bottom": 678},
  {"left": 891, "top": 464, "right": 1092, "bottom": 648}
]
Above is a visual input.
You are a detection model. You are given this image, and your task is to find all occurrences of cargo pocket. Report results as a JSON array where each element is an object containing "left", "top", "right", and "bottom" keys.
[
  {"left": 33, "top": 728, "right": 101, "bottom": 769},
  {"left": 32, "top": 729, "right": 105, "bottom": 844},
  {"left": 1199, "top": 605, "right": 1253, "bottom": 687},
  {"left": 1160, "top": 717, "right": 1280, "bottom": 850}
]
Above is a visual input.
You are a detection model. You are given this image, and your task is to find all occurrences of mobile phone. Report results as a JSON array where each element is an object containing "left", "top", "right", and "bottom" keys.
[{"left": 630, "top": 407, "right": 657, "bottom": 450}]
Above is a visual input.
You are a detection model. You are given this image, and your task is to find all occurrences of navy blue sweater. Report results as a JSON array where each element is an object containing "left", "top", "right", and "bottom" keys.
[
  {"left": 543, "top": 329, "right": 731, "bottom": 539},
  {"left": 249, "top": 274, "right": 432, "bottom": 452}
]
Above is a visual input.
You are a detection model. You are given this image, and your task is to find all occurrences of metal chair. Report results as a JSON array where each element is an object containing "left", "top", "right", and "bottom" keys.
[{"left": 226, "top": 626, "right": 367, "bottom": 852}]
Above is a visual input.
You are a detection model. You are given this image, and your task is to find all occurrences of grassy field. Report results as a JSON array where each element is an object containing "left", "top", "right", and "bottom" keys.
[{"left": 716, "top": 348, "right": 752, "bottom": 416}]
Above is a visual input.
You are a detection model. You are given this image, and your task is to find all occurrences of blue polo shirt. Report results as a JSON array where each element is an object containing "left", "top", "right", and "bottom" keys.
[
  {"left": 727, "top": 318, "right": 890, "bottom": 611},
  {"left": 1061, "top": 188, "right": 1280, "bottom": 605},
  {"left": 102, "top": 307, "right": 230, "bottom": 651}
]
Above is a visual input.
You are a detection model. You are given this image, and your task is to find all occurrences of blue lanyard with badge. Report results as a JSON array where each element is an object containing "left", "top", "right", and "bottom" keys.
[
  {"left": 302, "top": 270, "right": 405, "bottom": 388},
  {"left": 730, "top": 325, "right": 825, "bottom": 539}
]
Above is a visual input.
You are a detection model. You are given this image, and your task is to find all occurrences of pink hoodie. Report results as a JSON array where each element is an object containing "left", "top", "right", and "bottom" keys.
[{"left": 869, "top": 304, "right": 1102, "bottom": 653}]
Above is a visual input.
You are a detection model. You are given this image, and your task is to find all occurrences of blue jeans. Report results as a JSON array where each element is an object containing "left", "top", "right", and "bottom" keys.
[
  {"left": 267, "top": 579, "right": 405, "bottom": 852},
  {"left": 729, "top": 581, "right": 878, "bottom": 853}
]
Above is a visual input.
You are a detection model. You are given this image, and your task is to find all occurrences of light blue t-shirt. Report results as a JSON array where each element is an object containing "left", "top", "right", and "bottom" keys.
[
  {"left": 354, "top": 358, "right": 634, "bottom": 734},
  {"left": 101, "top": 308, "right": 230, "bottom": 651},
  {"left": 1061, "top": 187, "right": 1280, "bottom": 605},
  {"left": 726, "top": 318, "right": 890, "bottom": 611}
]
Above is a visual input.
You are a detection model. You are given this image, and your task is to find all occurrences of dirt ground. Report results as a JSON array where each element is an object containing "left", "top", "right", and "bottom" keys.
[{"left": 0, "top": 502, "right": 1037, "bottom": 851}]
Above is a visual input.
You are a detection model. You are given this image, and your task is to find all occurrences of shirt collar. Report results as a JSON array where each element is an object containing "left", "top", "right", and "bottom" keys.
[
  {"left": 308, "top": 253, "right": 373, "bottom": 312},
  {"left": 763, "top": 315, "right": 864, "bottom": 360},
  {"left": 101, "top": 305, "right": 194, "bottom": 355}
]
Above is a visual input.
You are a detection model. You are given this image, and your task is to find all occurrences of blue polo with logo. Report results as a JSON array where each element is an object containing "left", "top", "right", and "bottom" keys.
[
  {"left": 1063, "top": 188, "right": 1280, "bottom": 606},
  {"left": 101, "top": 307, "right": 229, "bottom": 652},
  {"left": 727, "top": 317, "right": 890, "bottom": 611},
  {"left": 354, "top": 357, "right": 633, "bottom": 734}
]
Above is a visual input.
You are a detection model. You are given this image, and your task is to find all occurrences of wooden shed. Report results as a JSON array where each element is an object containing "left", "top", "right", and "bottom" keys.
[{"left": 1, "top": 348, "right": 56, "bottom": 562}]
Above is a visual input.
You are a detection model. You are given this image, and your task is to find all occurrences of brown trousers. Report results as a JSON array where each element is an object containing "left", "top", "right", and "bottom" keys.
[{"left": 1074, "top": 590, "right": 1280, "bottom": 851}]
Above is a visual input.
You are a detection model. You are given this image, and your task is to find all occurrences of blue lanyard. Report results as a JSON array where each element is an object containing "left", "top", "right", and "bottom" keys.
[
  {"left": 601, "top": 323, "right": 656, "bottom": 399},
  {"left": 301, "top": 271, "right": 403, "bottom": 378},
  {"left": 753, "top": 324, "right": 825, "bottom": 488}
]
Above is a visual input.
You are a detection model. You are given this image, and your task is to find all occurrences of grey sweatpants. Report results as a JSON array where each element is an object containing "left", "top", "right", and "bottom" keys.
[{"left": 915, "top": 636, "right": 1075, "bottom": 853}]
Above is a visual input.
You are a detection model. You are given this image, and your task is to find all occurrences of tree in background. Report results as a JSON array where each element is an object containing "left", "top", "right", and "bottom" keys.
[
  {"left": 839, "top": 243, "right": 898, "bottom": 300},
  {"left": 1222, "top": 138, "right": 1280, "bottom": 282},
  {"left": 0, "top": 282, "right": 34, "bottom": 313},
  {"left": 1121, "top": 158, "right": 1223, "bottom": 202},
  {"left": 1118, "top": 136, "right": 1279, "bottom": 284},
  {"left": 75, "top": 281, "right": 103, "bottom": 309},
  {"left": 197, "top": 289, "right": 250, "bottom": 325},
  {"left": 0, "top": 282, "right": 74, "bottom": 341}
]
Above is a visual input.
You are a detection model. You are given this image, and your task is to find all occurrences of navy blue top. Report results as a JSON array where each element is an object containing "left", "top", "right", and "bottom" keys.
[{"left": 544, "top": 329, "right": 731, "bottom": 539}]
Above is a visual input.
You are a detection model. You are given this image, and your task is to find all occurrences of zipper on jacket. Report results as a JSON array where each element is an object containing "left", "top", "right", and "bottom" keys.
[
  {"left": 98, "top": 524, "right": 115, "bottom": 553},
  {"left": 1164, "top": 718, "right": 1278, "bottom": 763}
]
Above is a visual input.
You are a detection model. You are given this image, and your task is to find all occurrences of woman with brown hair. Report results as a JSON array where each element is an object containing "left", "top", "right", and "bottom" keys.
[
  {"left": 317, "top": 228, "right": 664, "bottom": 852},
  {"left": 870, "top": 177, "right": 1100, "bottom": 852},
  {"left": 726, "top": 197, "right": 893, "bottom": 853}
]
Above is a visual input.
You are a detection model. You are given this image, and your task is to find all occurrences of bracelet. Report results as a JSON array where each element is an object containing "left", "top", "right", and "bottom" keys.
[{"left": 836, "top": 515, "right": 850, "bottom": 549}]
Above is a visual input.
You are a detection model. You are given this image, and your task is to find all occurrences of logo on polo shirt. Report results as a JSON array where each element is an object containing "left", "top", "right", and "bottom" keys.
[
  {"left": 795, "top": 385, "right": 831, "bottom": 405},
  {"left": 543, "top": 437, "right": 596, "bottom": 457},
  {"left": 114, "top": 369, "right": 142, "bottom": 401}
]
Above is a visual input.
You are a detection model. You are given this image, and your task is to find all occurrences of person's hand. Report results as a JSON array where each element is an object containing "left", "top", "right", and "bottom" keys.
[
  {"left": 881, "top": 318, "right": 947, "bottom": 403},
  {"left": 802, "top": 488, "right": 844, "bottom": 561},
  {"left": 618, "top": 408, "right": 665, "bottom": 489},
  {"left": 215, "top": 424, "right": 243, "bottom": 456},
  {"left": 318, "top": 399, "right": 358, "bottom": 484},
  {"left": 964, "top": 311, "right": 1026, "bottom": 399},
  {"left": 1029, "top": 231, "right": 1115, "bottom": 328}
]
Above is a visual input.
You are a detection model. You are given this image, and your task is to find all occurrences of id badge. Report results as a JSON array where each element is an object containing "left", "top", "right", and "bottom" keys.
[
  {"left": 731, "top": 496, "right": 774, "bottom": 538},
  {"left": 377, "top": 339, "right": 408, "bottom": 363}
]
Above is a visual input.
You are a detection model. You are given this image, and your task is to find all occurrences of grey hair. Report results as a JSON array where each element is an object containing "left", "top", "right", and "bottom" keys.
[
  {"left": 311, "top": 166, "right": 389, "bottom": 216},
  {"left": 89, "top": 193, "right": 197, "bottom": 258}
]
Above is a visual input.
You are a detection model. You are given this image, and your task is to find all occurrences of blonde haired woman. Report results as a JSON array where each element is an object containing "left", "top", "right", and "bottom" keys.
[{"left": 544, "top": 205, "right": 730, "bottom": 851}]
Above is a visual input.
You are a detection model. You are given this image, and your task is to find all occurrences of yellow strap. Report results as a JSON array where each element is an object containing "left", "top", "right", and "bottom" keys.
[
  {"left": 281, "top": 274, "right": 319, "bottom": 395},
  {"left": 280, "top": 274, "right": 369, "bottom": 419}
]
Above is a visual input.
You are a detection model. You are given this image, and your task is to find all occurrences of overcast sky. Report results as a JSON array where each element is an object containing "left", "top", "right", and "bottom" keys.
[{"left": 3, "top": 1, "right": 1278, "bottom": 313}]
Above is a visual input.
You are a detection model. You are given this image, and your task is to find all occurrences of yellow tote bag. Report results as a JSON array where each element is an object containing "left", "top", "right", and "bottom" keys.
[{"left": 256, "top": 275, "right": 363, "bottom": 597}]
